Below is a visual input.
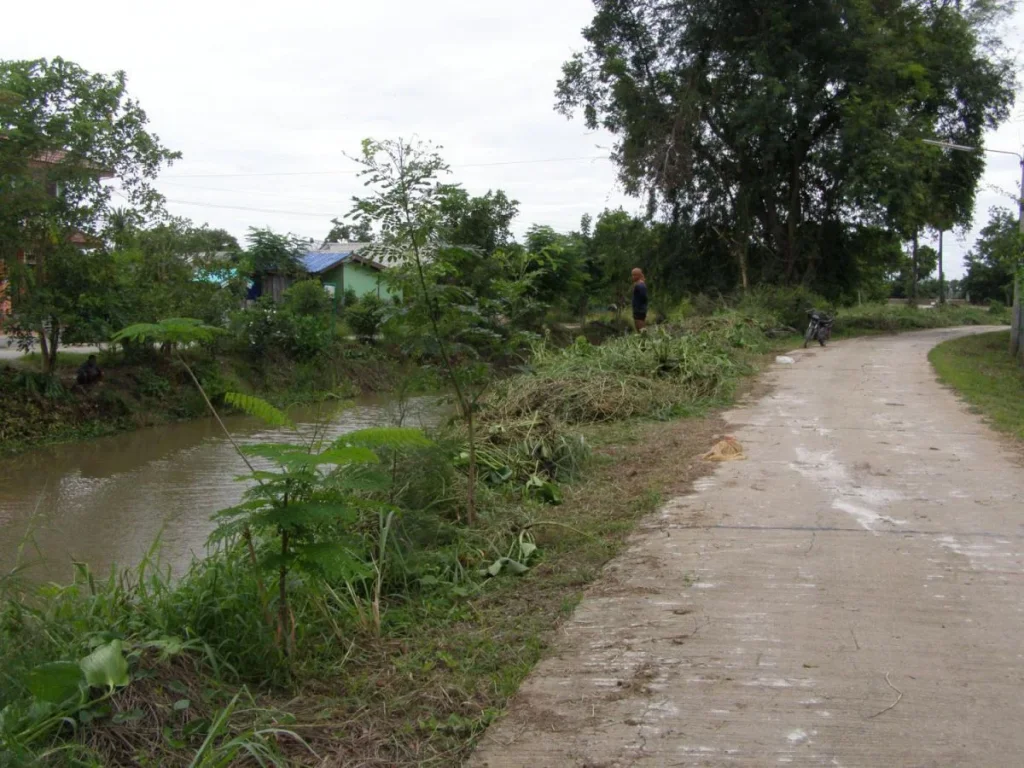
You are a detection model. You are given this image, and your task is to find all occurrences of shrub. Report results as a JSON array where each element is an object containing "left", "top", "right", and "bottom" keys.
[
  {"left": 347, "top": 294, "right": 386, "bottom": 341},
  {"left": 737, "top": 285, "right": 830, "bottom": 329},
  {"left": 988, "top": 299, "right": 1006, "bottom": 315},
  {"left": 283, "top": 278, "right": 333, "bottom": 317}
]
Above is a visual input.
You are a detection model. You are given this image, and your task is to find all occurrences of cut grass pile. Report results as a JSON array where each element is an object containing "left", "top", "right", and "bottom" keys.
[
  {"left": 929, "top": 330, "right": 1024, "bottom": 443},
  {"left": 486, "top": 316, "right": 774, "bottom": 425}
]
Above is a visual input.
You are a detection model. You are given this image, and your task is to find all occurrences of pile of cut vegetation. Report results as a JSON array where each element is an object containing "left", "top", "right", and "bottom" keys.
[{"left": 486, "top": 327, "right": 756, "bottom": 425}]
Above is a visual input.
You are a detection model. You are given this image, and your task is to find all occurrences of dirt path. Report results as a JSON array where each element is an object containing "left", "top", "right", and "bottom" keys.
[{"left": 470, "top": 327, "right": 1024, "bottom": 767}]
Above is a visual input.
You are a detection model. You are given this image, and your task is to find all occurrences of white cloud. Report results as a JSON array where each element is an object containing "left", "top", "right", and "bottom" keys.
[{"left": 3, "top": 0, "right": 1020, "bottom": 279}]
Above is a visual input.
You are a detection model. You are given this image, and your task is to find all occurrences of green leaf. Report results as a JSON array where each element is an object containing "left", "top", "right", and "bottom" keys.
[
  {"left": 173, "top": 699, "right": 191, "bottom": 712},
  {"left": 503, "top": 559, "right": 529, "bottom": 574},
  {"left": 113, "top": 709, "right": 146, "bottom": 724},
  {"left": 27, "top": 661, "right": 84, "bottom": 704},
  {"left": 251, "top": 502, "right": 358, "bottom": 528},
  {"left": 486, "top": 559, "right": 503, "bottom": 577},
  {"left": 183, "top": 717, "right": 210, "bottom": 737},
  {"left": 80, "top": 639, "right": 130, "bottom": 690},
  {"left": 519, "top": 542, "right": 538, "bottom": 559},
  {"left": 224, "top": 392, "right": 292, "bottom": 428},
  {"left": 313, "top": 446, "right": 380, "bottom": 465},
  {"left": 163, "top": 725, "right": 187, "bottom": 749}
]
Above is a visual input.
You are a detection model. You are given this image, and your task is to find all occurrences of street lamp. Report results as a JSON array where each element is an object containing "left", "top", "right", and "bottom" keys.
[{"left": 922, "top": 138, "right": 1024, "bottom": 358}]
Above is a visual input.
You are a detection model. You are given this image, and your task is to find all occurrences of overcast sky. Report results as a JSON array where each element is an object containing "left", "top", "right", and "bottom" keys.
[{"left": 3, "top": 0, "right": 1022, "bottom": 279}]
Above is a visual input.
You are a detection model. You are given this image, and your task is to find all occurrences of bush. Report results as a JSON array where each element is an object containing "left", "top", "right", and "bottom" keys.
[
  {"left": 283, "top": 278, "right": 333, "bottom": 317},
  {"left": 834, "top": 303, "right": 1003, "bottom": 333},
  {"left": 347, "top": 293, "right": 386, "bottom": 341},
  {"left": 988, "top": 299, "right": 1006, "bottom": 315},
  {"left": 737, "top": 285, "right": 830, "bottom": 329},
  {"left": 230, "top": 297, "right": 334, "bottom": 361}
]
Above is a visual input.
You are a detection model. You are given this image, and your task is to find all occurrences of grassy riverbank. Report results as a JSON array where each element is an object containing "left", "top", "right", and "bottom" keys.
[
  {"left": 0, "top": 302, "right": 1012, "bottom": 767},
  {"left": 930, "top": 330, "right": 1024, "bottom": 443},
  {"left": 0, "top": 316, "right": 765, "bottom": 766},
  {"left": 0, "top": 345, "right": 412, "bottom": 458}
]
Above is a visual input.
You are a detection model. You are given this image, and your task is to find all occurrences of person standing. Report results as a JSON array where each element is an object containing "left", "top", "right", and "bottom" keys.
[{"left": 631, "top": 268, "right": 648, "bottom": 331}]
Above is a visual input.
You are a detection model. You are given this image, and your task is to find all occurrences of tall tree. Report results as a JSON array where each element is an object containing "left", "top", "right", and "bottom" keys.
[
  {"left": 962, "top": 208, "right": 1022, "bottom": 304},
  {"left": 325, "top": 217, "right": 374, "bottom": 243},
  {"left": 436, "top": 187, "right": 519, "bottom": 254},
  {"left": 557, "top": 0, "right": 1014, "bottom": 293},
  {"left": 0, "top": 58, "right": 179, "bottom": 371}
]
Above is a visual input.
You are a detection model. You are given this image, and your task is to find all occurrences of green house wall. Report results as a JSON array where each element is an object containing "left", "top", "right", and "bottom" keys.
[{"left": 318, "top": 261, "right": 399, "bottom": 305}]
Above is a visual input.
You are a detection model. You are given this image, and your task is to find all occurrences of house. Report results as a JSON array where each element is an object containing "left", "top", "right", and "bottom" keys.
[
  {"left": 302, "top": 242, "right": 398, "bottom": 305},
  {"left": 0, "top": 148, "right": 113, "bottom": 327},
  {"left": 248, "top": 242, "right": 399, "bottom": 306}
]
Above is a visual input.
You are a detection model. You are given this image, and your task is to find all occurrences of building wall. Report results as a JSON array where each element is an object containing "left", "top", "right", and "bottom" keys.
[{"left": 319, "top": 262, "right": 399, "bottom": 303}]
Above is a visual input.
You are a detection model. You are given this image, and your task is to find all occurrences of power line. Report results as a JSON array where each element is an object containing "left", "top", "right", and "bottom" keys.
[
  {"left": 162, "top": 154, "right": 609, "bottom": 179},
  {"left": 162, "top": 198, "right": 336, "bottom": 217},
  {"left": 158, "top": 180, "right": 343, "bottom": 205}
]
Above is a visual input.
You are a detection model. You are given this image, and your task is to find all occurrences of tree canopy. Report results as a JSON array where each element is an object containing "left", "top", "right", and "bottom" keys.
[
  {"left": 962, "top": 207, "right": 1022, "bottom": 304},
  {"left": 557, "top": 0, "right": 1015, "bottom": 294},
  {"left": 0, "top": 57, "right": 179, "bottom": 371}
]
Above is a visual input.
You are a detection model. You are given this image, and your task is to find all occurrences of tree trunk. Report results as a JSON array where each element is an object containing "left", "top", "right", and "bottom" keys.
[
  {"left": 38, "top": 325, "right": 51, "bottom": 374},
  {"left": 938, "top": 229, "right": 945, "bottom": 304},
  {"left": 910, "top": 230, "right": 919, "bottom": 302},
  {"left": 47, "top": 323, "right": 59, "bottom": 373},
  {"left": 784, "top": 159, "right": 801, "bottom": 281},
  {"left": 735, "top": 240, "right": 749, "bottom": 293}
]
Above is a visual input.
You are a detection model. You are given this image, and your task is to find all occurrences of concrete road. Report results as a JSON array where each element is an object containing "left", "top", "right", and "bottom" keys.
[
  {"left": 0, "top": 335, "right": 105, "bottom": 361},
  {"left": 471, "top": 327, "right": 1024, "bottom": 767}
]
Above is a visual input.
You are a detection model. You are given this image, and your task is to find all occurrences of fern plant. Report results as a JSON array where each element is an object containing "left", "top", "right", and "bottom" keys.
[{"left": 211, "top": 391, "right": 431, "bottom": 656}]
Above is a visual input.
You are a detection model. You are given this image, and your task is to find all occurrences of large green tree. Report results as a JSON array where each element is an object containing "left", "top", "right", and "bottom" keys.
[
  {"left": 557, "top": 0, "right": 1014, "bottom": 294},
  {"left": 962, "top": 208, "right": 1022, "bottom": 304},
  {"left": 0, "top": 57, "right": 178, "bottom": 371}
]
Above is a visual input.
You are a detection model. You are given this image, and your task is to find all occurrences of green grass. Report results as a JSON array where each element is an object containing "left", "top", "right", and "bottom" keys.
[
  {"left": 18, "top": 349, "right": 116, "bottom": 371},
  {"left": 929, "top": 330, "right": 1024, "bottom": 442},
  {"left": 0, "top": 317, "right": 756, "bottom": 766},
  {"left": 834, "top": 302, "right": 1009, "bottom": 336}
]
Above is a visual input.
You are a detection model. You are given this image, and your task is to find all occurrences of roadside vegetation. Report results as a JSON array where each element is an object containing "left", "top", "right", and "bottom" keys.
[
  {"left": 930, "top": 331, "right": 1024, "bottom": 442},
  {"left": 2, "top": 0, "right": 1023, "bottom": 757}
]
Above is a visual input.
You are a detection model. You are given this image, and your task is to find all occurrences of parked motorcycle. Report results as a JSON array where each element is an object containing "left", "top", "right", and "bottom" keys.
[{"left": 804, "top": 309, "right": 835, "bottom": 348}]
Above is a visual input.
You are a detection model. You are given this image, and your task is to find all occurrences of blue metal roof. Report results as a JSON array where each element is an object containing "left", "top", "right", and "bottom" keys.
[{"left": 301, "top": 251, "right": 352, "bottom": 274}]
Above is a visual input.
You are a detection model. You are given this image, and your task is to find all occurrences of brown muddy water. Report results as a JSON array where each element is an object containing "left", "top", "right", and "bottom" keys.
[{"left": 0, "top": 396, "right": 440, "bottom": 583}]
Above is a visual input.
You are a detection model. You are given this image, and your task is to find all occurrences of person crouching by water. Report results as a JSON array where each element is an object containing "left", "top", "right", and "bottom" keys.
[
  {"left": 76, "top": 354, "right": 103, "bottom": 388},
  {"left": 631, "top": 268, "right": 648, "bottom": 332}
]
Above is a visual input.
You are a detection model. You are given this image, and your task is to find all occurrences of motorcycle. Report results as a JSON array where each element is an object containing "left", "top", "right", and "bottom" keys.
[{"left": 804, "top": 309, "right": 835, "bottom": 348}]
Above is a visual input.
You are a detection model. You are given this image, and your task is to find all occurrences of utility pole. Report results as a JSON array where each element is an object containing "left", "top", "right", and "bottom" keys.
[
  {"left": 1013, "top": 155, "right": 1024, "bottom": 363},
  {"left": 938, "top": 229, "right": 945, "bottom": 304},
  {"left": 923, "top": 139, "right": 1024, "bottom": 362}
]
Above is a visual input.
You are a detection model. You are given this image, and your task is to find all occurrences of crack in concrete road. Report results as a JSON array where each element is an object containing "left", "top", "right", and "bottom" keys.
[{"left": 470, "top": 327, "right": 1024, "bottom": 767}]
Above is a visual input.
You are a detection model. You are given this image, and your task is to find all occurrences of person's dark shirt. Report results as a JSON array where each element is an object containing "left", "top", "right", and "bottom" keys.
[
  {"left": 76, "top": 360, "right": 102, "bottom": 386},
  {"left": 632, "top": 281, "right": 648, "bottom": 316}
]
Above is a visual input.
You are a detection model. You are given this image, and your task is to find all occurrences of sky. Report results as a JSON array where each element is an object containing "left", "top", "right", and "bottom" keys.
[{"left": 2, "top": 0, "right": 1023, "bottom": 279}]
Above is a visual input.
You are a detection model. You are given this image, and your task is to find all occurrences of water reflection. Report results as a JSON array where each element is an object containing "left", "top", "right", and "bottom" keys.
[{"left": 0, "top": 396, "right": 438, "bottom": 582}]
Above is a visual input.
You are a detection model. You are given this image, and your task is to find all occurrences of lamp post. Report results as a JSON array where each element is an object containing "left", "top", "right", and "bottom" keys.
[{"left": 923, "top": 139, "right": 1024, "bottom": 359}]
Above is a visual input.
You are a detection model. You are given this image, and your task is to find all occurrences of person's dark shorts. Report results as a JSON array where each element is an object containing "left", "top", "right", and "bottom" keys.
[{"left": 633, "top": 312, "right": 647, "bottom": 321}]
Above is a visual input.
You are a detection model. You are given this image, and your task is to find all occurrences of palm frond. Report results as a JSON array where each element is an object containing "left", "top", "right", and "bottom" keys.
[{"left": 224, "top": 393, "right": 293, "bottom": 428}]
